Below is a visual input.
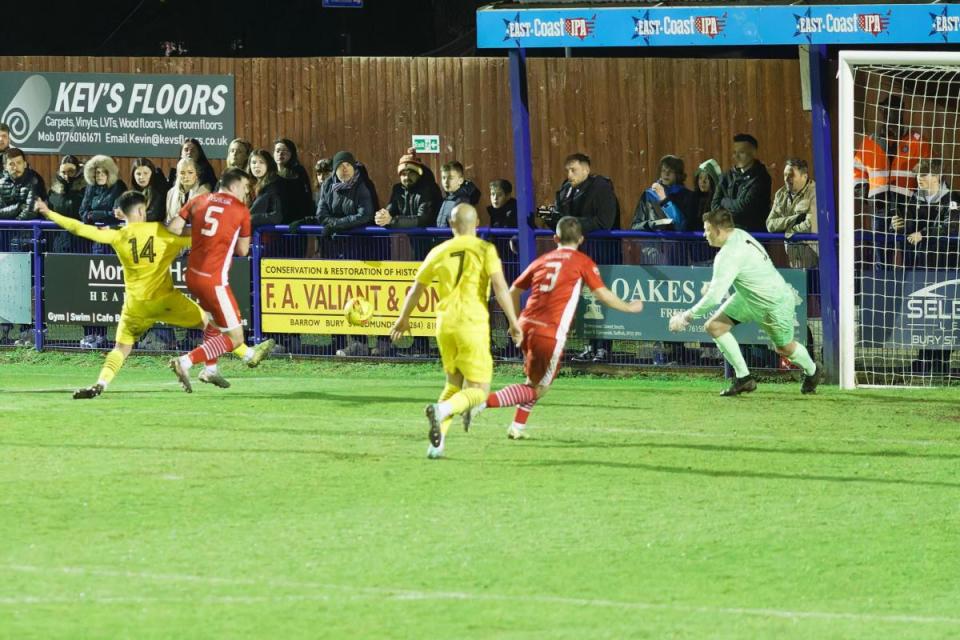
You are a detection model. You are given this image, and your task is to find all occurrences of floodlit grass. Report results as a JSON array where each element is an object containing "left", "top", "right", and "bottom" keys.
[{"left": 2, "top": 351, "right": 959, "bottom": 639}]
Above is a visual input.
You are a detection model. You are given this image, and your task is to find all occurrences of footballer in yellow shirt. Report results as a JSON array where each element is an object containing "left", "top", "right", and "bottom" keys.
[
  {"left": 390, "top": 204, "right": 521, "bottom": 458},
  {"left": 36, "top": 191, "right": 250, "bottom": 398}
]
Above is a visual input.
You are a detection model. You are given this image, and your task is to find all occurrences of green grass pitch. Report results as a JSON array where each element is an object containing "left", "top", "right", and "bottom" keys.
[{"left": 2, "top": 351, "right": 959, "bottom": 639}]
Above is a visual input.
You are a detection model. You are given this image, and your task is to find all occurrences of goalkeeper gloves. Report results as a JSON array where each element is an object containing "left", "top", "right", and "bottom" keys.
[{"left": 668, "top": 310, "right": 691, "bottom": 332}]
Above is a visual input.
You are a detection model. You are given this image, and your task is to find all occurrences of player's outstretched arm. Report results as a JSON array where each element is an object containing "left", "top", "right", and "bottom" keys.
[
  {"left": 166, "top": 214, "right": 187, "bottom": 236},
  {"left": 235, "top": 236, "right": 250, "bottom": 256},
  {"left": 491, "top": 272, "right": 522, "bottom": 346},
  {"left": 593, "top": 287, "right": 644, "bottom": 314},
  {"left": 674, "top": 251, "right": 737, "bottom": 329},
  {"left": 509, "top": 285, "right": 525, "bottom": 318},
  {"left": 390, "top": 281, "right": 425, "bottom": 342},
  {"left": 35, "top": 198, "right": 117, "bottom": 244}
]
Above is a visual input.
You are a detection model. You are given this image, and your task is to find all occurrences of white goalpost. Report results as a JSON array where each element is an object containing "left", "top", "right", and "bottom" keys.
[{"left": 839, "top": 51, "right": 960, "bottom": 389}]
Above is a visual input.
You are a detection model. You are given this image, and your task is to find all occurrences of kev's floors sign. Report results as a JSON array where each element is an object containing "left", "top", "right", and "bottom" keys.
[{"left": 0, "top": 72, "right": 235, "bottom": 158}]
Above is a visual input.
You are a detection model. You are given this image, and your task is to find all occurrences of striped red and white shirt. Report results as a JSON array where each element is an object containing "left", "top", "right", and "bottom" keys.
[
  {"left": 179, "top": 191, "right": 251, "bottom": 285},
  {"left": 514, "top": 247, "right": 604, "bottom": 340}
]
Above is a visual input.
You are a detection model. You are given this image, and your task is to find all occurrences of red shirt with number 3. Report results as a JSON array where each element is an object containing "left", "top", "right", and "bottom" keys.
[
  {"left": 513, "top": 246, "right": 604, "bottom": 340},
  {"left": 179, "top": 191, "right": 251, "bottom": 285}
]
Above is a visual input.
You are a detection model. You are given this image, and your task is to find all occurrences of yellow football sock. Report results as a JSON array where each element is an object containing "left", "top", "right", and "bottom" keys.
[
  {"left": 233, "top": 343, "right": 250, "bottom": 360},
  {"left": 446, "top": 387, "right": 487, "bottom": 417},
  {"left": 438, "top": 384, "right": 459, "bottom": 436},
  {"left": 97, "top": 349, "right": 126, "bottom": 386}
]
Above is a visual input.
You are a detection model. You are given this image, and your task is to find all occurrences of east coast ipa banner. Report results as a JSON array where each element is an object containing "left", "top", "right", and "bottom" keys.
[
  {"left": 44, "top": 255, "right": 250, "bottom": 325},
  {"left": 261, "top": 259, "right": 439, "bottom": 336},
  {"left": 0, "top": 252, "right": 32, "bottom": 323},
  {"left": 0, "top": 72, "right": 235, "bottom": 158},
  {"left": 574, "top": 265, "right": 808, "bottom": 345}
]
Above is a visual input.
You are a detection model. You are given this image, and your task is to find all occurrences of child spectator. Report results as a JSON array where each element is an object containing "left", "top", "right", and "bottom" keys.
[
  {"left": 694, "top": 159, "right": 721, "bottom": 218},
  {"left": 488, "top": 179, "right": 517, "bottom": 227},
  {"left": 436, "top": 161, "right": 480, "bottom": 227},
  {"left": 630, "top": 155, "right": 697, "bottom": 232}
]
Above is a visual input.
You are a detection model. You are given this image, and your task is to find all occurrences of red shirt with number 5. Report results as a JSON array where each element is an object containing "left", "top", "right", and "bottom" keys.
[{"left": 179, "top": 191, "right": 251, "bottom": 285}]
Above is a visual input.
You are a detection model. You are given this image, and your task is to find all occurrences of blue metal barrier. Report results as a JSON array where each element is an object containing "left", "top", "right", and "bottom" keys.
[{"left": 1, "top": 219, "right": 829, "bottom": 375}]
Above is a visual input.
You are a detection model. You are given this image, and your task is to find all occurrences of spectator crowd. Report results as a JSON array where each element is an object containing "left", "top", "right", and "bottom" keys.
[{"left": 2, "top": 93, "right": 953, "bottom": 370}]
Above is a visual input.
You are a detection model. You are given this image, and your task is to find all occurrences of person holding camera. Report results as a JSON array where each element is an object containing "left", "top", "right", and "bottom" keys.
[{"left": 540, "top": 152, "right": 620, "bottom": 363}]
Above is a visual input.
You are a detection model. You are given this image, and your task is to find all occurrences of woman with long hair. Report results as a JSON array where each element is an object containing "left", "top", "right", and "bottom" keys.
[
  {"left": 169, "top": 138, "right": 217, "bottom": 191},
  {"left": 165, "top": 158, "right": 211, "bottom": 225},
  {"left": 273, "top": 137, "right": 313, "bottom": 221},
  {"left": 248, "top": 148, "right": 285, "bottom": 226},
  {"left": 129, "top": 158, "right": 169, "bottom": 223}
]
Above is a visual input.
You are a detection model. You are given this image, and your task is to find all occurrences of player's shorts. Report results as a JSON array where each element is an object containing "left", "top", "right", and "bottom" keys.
[
  {"left": 718, "top": 291, "right": 797, "bottom": 348},
  {"left": 187, "top": 272, "right": 243, "bottom": 331},
  {"left": 436, "top": 328, "right": 493, "bottom": 384},
  {"left": 523, "top": 330, "right": 565, "bottom": 387},
  {"left": 115, "top": 291, "right": 205, "bottom": 345}
]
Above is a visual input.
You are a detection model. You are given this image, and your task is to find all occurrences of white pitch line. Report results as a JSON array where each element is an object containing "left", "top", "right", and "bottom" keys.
[{"left": 2, "top": 564, "right": 959, "bottom": 626}]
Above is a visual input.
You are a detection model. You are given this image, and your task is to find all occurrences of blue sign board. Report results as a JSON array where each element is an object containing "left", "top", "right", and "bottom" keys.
[
  {"left": 860, "top": 269, "right": 960, "bottom": 350},
  {"left": 323, "top": 0, "right": 362, "bottom": 8},
  {"left": 477, "top": 4, "right": 960, "bottom": 48}
]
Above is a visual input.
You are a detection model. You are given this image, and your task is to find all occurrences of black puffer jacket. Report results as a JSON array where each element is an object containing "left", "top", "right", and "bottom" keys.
[
  {"left": 436, "top": 180, "right": 481, "bottom": 228},
  {"left": 0, "top": 167, "right": 46, "bottom": 220},
  {"left": 384, "top": 174, "right": 438, "bottom": 228},
  {"left": 311, "top": 164, "right": 376, "bottom": 232},
  {"left": 712, "top": 161, "right": 772, "bottom": 232},
  {"left": 544, "top": 174, "right": 620, "bottom": 232},
  {"left": 47, "top": 171, "right": 87, "bottom": 221},
  {"left": 488, "top": 198, "right": 518, "bottom": 228}
]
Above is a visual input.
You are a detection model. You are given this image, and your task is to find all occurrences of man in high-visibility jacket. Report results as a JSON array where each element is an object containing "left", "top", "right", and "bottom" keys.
[{"left": 853, "top": 95, "right": 930, "bottom": 228}]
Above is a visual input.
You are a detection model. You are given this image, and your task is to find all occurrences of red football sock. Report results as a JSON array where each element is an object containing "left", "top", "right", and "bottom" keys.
[
  {"left": 513, "top": 401, "right": 537, "bottom": 425},
  {"left": 486, "top": 384, "right": 537, "bottom": 408},
  {"left": 188, "top": 334, "right": 233, "bottom": 365},
  {"left": 203, "top": 325, "right": 222, "bottom": 366}
]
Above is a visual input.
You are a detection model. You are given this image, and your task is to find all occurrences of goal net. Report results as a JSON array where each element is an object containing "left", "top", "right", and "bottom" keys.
[{"left": 839, "top": 52, "right": 960, "bottom": 389}]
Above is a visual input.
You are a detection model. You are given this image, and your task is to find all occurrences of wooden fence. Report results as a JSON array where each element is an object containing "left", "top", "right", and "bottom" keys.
[{"left": 1, "top": 55, "right": 812, "bottom": 227}]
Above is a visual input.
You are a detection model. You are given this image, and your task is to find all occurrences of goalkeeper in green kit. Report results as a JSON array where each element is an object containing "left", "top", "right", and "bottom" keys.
[{"left": 669, "top": 209, "right": 822, "bottom": 396}]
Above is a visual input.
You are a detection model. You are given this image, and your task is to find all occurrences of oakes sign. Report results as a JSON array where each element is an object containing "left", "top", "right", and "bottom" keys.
[
  {"left": 44, "top": 254, "right": 250, "bottom": 325},
  {"left": 0, "top": 72, "right": 235, "bottom": 158},
  {"left": 574, "top": 265, "right": 808, "bottom": 345}
]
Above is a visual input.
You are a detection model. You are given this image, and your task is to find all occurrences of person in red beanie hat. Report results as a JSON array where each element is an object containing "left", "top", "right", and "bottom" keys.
[
  {"left": 372, "top": 148, "right": 444, "bottom": 357},
  {"left": 374, "top": 147, "right": 442, "bottom": 228}
]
